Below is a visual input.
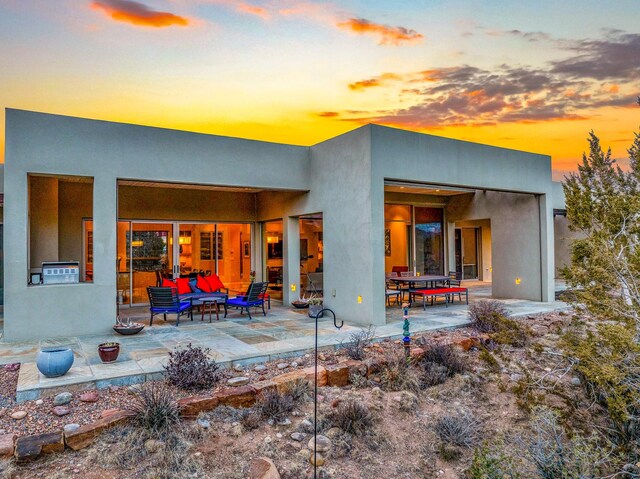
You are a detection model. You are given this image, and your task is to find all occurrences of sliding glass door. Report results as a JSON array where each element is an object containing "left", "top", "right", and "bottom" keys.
[
  {"left": 117, "top": 221, "right": 252, "bottom": 306},
  {"left": 414, "top": 207, "right": 444, "bottom": 275}
]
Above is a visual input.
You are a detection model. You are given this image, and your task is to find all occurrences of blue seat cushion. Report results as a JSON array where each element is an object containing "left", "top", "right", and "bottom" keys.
[
  {"left": 150, "top": 301, "right": 191, "bottom": 313},
  {"left": 227, "top": 297, "right": 262, "bottom": 307}
]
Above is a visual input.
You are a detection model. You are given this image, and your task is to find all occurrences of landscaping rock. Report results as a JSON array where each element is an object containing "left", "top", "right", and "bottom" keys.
[
  {"left": 277, "top": 363, "right": 289, "bottom": 370},
  {"left": 227, "top": 377, "right": 250, "bottom": 387},
  {"left": 215, "top": 385, "right": 257, "bottom": 408},
  {"left": 249, "top": 456, "right": 281, "bottom": 479},
  {"left": 127, "top": 385, "right": 141, "bottom": 395},
  {"left": 52, "top": 406, "right": 70, "bottom": 417},
  {"left": 11, "top": 411, "right": 27, "bottom": 420},
  {"left": 100, "top": 408, "right": 121, "bottom": 418},
  {"left": 253, "top": 379, "right": 278, "bottom": 397},
  {"left": 290, "top": 362, "right": 298, "bottom": 368},
  {"left": 299, "top": 419, "right": 313, "bottom": 433},
  {"left": 276, "top": 418, "right": 291, "bottom": 426},
  {"left": 571, "top": 376, "right": 581, "bottom": 386},
  {"left": 53, "top": 392, "right": 72, "bottom": 406},
  {"left": 309, "top": 452, "right": 325, "bottom": 466},
  {"left": 325, "top": 364, "right": 350, "bottom": 387},
  {"left": 15, "top": 432, "right": 64, "bottom": 460},
  {"left": 0, "top": 433, "right": 16, "bottom": 459},
  {"left": 79, "top": 391, "right": 99, "bottom": 403},
  {"left": 63, "top": 424, "right": 80, "bottom": 434},
  {"left": 65, "top": 410, "right": 134, "bottom": 451},
  {"left": 197, "top": 418, "right": 211, "bottom": 429},
  {"left": 233, "top": 364, "right": 244, "bottom": 372},
  {"left": 35, "top": 400, "right": 43, "bottom": 406},
  {"left": 177, "top": 395, "right": 219, "bottom": 417},
  {"left": 291, "top": 432, "right": 305, "bottom": 442},
  {"left": 308, "top": 435, "right": 331, "bottom": 453},
  {"left": 254, "top": 365, "right": 267, "bottom": 372}
]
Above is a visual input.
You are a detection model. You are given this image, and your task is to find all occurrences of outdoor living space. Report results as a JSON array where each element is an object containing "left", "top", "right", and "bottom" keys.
[{"left": 0, "top": 280, "right": 569, "bottom": 402}]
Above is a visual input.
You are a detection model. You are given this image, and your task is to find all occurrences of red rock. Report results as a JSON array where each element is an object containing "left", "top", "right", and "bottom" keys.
[
  {"left": 52, "top": 406, "right": 70, "bottom": 417},
  {"left": 410, "top": 347, "right": 425, "bottom": 360},
  {"left": 249, "top": 456, "right": 281, "bottom": 479},
  {"left": 100, "top": 408, "right": 120, "bottom": 418},
  {"left": 457, "top": 338, "right": 478, "bottom": 351},
  {"left": 0, "top": 433, "right": 15, "bottom": 459},
  {"left": 365, "top": 357, "right": 387, "bottom": 377},
  {"left": 79, "top": 391, "right": 99, "bottom": 403},
  {"left": 331, "top": 399, "right": 342, "bottom": 408},
  {"left": 177, "top": 395, "right": 219, "bottom": 418},
  {"left": 15, "top": 432, "right": 64, "bottom": 460},
  {"left": 214, "top": 385, "right": 257, "bottom": 408},
  {"left": 252, "top": 379, "right": 278, "bottom": 397},
  {"left": 65, "top": 410, "right": 134, "bottom": 451},
  {"left": 325, "top": 364, "right": 350, "bottom": 387}
]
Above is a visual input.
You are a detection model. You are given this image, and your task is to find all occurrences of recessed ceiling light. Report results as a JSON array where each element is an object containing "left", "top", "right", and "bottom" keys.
[
  {"left": 400, "top": 186, "right": 405, "bottom": 189},
  {"left": 435, "top": 189, "right": 441, "bottom": 192}
]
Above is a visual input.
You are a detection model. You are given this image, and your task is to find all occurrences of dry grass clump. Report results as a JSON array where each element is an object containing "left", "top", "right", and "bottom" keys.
[
  {"left": 380, "top": 352, "right": 422, "bottom": 393},
  {"left": 423, "top": 343, "right": 468, "bottom": 376},
  {"left": 341, "top": 326, "right": 376, "bottom": 360},
  {"left": 129, "top": 381, "right": 180, "bottom": 434},
  {"left": 238, "top": 408, "right": 262, "bottom": 430},
  {"left": 469, "top": 300, "right": 528, "bottom": 346},
  {"left": 327, "top": 399, "right": 375, "bottom": 435},
  {"left": 434, "top": 411, "right": 482, "bottom": 448},
  {"left": 0, "top": 459, "right": 15, "bottom": 479},
  {"left": 165, "top": 343, "right": 221, "bottom": 391},
  {"left": 257, "top": 390, "right": 294, "bottom": 421},
  {"left": 282, "top": 378, "right": 312, "bottom": 403}
]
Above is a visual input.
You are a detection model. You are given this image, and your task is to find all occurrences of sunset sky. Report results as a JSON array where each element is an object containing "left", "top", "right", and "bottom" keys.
[{"left": 1, "top": 0, "right": 638, "bottom": 179}]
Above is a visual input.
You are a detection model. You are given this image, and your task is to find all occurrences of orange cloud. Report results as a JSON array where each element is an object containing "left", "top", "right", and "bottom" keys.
[
  {"left": 91, "top": 0, "right": 190, "bottom": 28},
  {"left": 609, "top": 84, "right": 620, "bottom": 93},
  {"left": 317, "top": 111, "right": 339, "bottom": 117},
  {"left": 349, "top": 72, "right": 403, "bottom": 90},
  {"left": 236, "top": 3, "right": 270, "bottom": 19},
  {"left": 336, "top": 18, "right": 424, "bottom": 45}
]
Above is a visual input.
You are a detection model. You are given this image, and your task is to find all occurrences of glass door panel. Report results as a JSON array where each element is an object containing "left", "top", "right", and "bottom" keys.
[
  {"left": 129, "top": 222, "right": 173, "bottom": 304},
  {"left": 461, "top": 228, "right": 479, "bottom": 279},
  {"left": 384, "top": 204, "right": 412, "bottom": 274},
  {"left": 178, "top": 223, "right": 216, "bottom": 277},
  {"left": 414, "top": 207, "right": 444, "bottom": 275},
  {"left": 216, "top": 223, "right": 252, "bottom": 293}
]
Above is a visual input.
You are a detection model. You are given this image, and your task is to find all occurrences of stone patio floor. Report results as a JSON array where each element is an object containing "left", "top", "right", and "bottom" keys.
[{"left": 0, "top": 282, "right": 570, "bottom": 401}]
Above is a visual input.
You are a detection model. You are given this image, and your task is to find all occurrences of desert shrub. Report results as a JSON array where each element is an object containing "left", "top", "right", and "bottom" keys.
[
  {"left": 422, "top": 363, "right": 450, "bottom": 387},
  {"left": 129, "top": 382, "right": 180, "bottom": 434},
  {"left": 282, "top": 378, "right": 311, "bottom": 402},
  {"left": 422, "top": 343, "right": 468, "bottom": 376},
  {"left": 88, "top": 424, "right": 203, "bottom": 479},
  {"left": 341, "top": 325, "right": 376, "bottom": 360},
  {"left": 257, "top": 390, "right": 294, "bottom": 421},
  {"left": 468, "top": 300, "right": 528, "bottom": 346},
  {"left": 0, "top": 459, "right": 15, "bottom": 479},
  {"left": 327, "top": 399, "right": 375, "bottom": 435},
  {"left": 521, "top": 407, "right": 614, "bottom": 479},
  {"left": 350, "top": 369, "right": 370, "bottom": 388},
  {"left": 562, "top": 322, "right": 640, "bottom": 441},
  {"left": 438, "top": 443, "right": 463, "bottom": 462},
  {"left": 238, "top": 408, "right": 261, "bottom": 430},
  {"left": 165, "top": 343, "right": 221, "bottom": 391},
  {"left": 380, "top": 352, "right": 422, "bottom": 393},
  {"left": 466, "top": 444, "right": 523, "bottom": 479},
  {"left": 479, "top": 348, "right": 501, "bottom": 373},
  {"left": 435, "top": 411, "right": 482, "bottom": 448}
]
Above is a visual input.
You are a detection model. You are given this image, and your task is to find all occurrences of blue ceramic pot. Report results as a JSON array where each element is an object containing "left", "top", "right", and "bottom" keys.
[{"left": 36, "top": 347, "right": 74, "bottom": 378}]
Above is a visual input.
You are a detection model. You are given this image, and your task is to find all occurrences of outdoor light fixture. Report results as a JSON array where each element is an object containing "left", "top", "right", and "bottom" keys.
[
  {"left": 357, "top": 295, "right": 363, "bottom": 304},
  {"left": 515, "top": 277, "right": 522, "bottom": 285},
  {"left": 291, "top": 284, "right": 297, "bottom": 292}
]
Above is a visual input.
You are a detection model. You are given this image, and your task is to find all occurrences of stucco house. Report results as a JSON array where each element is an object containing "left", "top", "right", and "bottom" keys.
[{"left": 1, "top": 109, "right": 572, "bottom": 342}]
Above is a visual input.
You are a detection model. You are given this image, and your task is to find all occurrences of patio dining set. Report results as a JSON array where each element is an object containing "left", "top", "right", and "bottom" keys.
[{"left": 385, "top": 266, "right": 468, "bottom": 309}]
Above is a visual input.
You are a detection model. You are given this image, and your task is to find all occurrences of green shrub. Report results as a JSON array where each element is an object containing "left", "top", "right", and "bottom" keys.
[
  {"left": 562, "top": 322, "right": 640, "bottom": 440},
  {"left": 479, "top": 348, "right": 500, "bottom": 373},
  {"left": 468, "top": 300, "right": 528, "bottom": 346},
  {"left": 466, "top": 445, "right": 522, "bottom": 479}
]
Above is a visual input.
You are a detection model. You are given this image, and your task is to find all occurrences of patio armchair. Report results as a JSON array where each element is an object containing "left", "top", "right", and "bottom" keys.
[
  {"left": 147, "top": 287, "right": 193, "bottom": 326},
  {"left": 225, "top": 282, "right": 269, "bottom": 319}
]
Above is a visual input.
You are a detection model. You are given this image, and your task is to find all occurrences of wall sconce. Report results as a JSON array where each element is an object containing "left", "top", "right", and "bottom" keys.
[
  {"left": 357, "top": 295, "right": 363, "bottom": 304},
  {"left": 179, "top": 234, "right": 191, "bottom": 245},
  {"left": 267, "top": 234, "right": 279, "bottom": 244},
  {"left": 515, "top": 277, "right": 521, "bottom": 285},
  {"left": 291, "top": 284, "right": 297, "bottom": 292}
]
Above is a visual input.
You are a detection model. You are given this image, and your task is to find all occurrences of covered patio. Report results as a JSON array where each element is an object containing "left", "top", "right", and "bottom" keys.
[{"left": 0, "top": 281, "right": 569, "bottom": 401}]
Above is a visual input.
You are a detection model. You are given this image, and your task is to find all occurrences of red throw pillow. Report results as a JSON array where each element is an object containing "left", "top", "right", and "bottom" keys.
[
  {"left": 196, "top": 275, "right": 212, "bottom": 293},
  {"left": 175, "top": 278, "right": 191, "bottom": 295},
  {"left": 162, "top": 279, "right": 177, "bottom": 291},
  {"left": 205, "top": 274, "right": 225, "bottom": 292}
]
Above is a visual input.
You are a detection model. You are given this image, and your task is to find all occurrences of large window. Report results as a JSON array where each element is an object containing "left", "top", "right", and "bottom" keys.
[
  {"left": 415, "top": 207, "right": 444, "bottom": 275},
  {"left": 28, "top": 174, "right": 94, "bottom": 284}
]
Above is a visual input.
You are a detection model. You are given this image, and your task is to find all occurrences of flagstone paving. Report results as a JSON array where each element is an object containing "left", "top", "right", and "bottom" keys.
[{"left": 0, "top": 282, "right": 570, "bottom": 401}]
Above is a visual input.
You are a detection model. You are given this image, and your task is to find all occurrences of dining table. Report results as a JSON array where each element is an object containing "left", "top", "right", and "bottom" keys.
[{"left": 386, "top": 274, "right": 451, "bottom": 289}]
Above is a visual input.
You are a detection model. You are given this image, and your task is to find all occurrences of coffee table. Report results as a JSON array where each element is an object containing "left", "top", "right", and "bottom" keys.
[{"left": 197, "top": 296, "right": 225, "bottom": 322}]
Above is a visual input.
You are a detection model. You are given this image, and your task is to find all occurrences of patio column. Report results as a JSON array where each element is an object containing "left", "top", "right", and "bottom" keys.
[
  {"left": 539, "top": 193, "right": 555, "bottom": 302},
  {"left": 282, "top": 216, "right": 300, "bottom": 305}
]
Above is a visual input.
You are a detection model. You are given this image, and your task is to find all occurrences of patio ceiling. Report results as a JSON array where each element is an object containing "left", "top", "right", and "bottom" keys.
[{"left": 384, "top": 181, "right": 474, "bottom": 196}]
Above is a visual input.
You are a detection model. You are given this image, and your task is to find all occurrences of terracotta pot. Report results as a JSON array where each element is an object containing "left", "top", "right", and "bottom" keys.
[{"left": 98, "top": 343, "right": 120, "bottom": 363}]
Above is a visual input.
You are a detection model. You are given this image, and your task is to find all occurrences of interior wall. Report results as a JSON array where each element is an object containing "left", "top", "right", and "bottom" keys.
[
  {"left": 118, "top": 185, "right": 257, "bottom": 222},
  {"left": 453, "top": 218, "right": 492, "bottom": 282},
  {"left": 447, "top": 191, "right": 541, "bottom": 300},
  {"left": 29, "top": 176, "right": 59, "bottom": 269},
  {"left": 58, "top": 182, "right": 93, "bottom": 277}
]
